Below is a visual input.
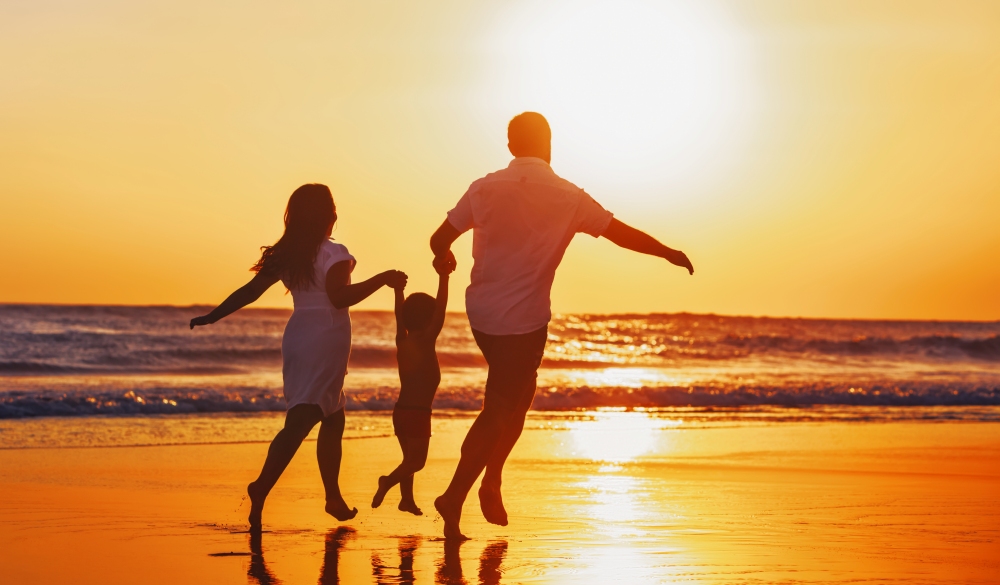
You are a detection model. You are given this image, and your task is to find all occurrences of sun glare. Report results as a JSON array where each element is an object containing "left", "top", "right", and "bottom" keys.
[
  {"left": 484, "top": 0, "right": 759, "bottom": 199},
  {"left": 568, "top": 410, "right": 678, "bottom": 463}
]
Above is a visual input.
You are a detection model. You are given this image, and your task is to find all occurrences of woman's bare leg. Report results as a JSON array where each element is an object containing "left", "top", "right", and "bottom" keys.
[
  {"left": 317, "top": 408, "right": 358, "bottom": 521},
  {"left": 248, "top": 404, "right": 323, "bottom": 531}
]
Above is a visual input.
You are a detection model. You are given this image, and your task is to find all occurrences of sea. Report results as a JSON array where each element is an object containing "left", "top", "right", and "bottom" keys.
[{"left": 1, "top": 304, "right": 998, "bottom": 448}]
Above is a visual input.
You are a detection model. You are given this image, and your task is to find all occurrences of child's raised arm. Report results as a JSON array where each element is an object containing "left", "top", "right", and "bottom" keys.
[
  {"left": 190, "top": 270, "right": 279, "bottom": 329},
  {"left": 394, "top": 282, "right": 406, "bottom": 344},
  {"left": 427, "top": 256, "right": 455, "bottom": 337}
]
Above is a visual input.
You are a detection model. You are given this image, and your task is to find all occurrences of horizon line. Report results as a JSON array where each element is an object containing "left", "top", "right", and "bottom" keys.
[{"left": 1, "top": 302, "right": 997, "bottom": 324}]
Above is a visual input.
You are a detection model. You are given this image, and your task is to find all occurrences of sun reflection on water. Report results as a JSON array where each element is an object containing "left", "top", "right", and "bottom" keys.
[{"left": 560, "top": 367, "right": 693, "bottom": 388}]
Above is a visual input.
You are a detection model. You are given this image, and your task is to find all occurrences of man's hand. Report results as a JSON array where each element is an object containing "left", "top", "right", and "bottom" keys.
[
  {"left": 383, "top": 270, "right": 408, "bottom": 290},
  {"left": 190, "top": 315, "right": 213, "bottom": 329},
  {"left": 433, "top": 251, "right": 457, "bottom": 276},
  {"left": 664, "top": 248, "right": 694, "bottom": 275}
]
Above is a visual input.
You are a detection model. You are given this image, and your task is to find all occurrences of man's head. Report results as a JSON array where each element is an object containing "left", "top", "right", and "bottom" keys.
[
  {"left": 402, "top": 292, "right": 436, "bottom": 332},
  {"left": 507, "top": 112, "right": 551, "bottom": 163}
]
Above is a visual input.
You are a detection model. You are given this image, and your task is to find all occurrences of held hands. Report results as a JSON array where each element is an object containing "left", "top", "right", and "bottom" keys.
[
  {"left": 383, "top": 270, "right": 408, "bottom": 290},
  {"left": 664, "top": 248, "right": 694, "bottom": 275},
  {"left": 433, "top": 250, "right": 457, "bottom": 276}
]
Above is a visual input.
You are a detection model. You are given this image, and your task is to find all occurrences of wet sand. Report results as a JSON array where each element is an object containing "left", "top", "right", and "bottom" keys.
[{"left": 1, "top": 413, "right": 998, "bottom": 584}]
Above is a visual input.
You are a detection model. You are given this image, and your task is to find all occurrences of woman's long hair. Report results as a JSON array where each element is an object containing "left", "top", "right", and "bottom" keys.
[{"left": 252, "top": 184, "right": 336, "bottom": 289}]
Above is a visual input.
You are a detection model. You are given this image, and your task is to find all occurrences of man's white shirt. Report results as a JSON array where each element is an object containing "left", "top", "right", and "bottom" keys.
[{"left": 447, "top": 157, "right": 613, "bottom": 336}]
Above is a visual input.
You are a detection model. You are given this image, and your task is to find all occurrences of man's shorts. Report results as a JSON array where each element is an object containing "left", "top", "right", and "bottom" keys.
[
  {"left": 472, "top": 325, "right": 548, "bottom": 411},
  {"left": 393, "top": 404, "right": 432, "bottom": 438}
]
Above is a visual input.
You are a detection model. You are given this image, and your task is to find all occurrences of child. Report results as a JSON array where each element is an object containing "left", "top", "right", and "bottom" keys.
[{"left": 371, "top": 256, "right": 455, "bottom": 514}]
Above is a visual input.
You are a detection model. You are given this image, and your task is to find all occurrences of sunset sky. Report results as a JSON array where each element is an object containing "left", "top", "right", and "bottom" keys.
[{"left": 2, "top": 0, "right": 998, "bottom": 320}]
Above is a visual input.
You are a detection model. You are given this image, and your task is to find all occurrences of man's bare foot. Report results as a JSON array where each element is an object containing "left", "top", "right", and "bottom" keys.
[
  {"left": 398, "top": 498, "right": 423, "bottom": 516},
  {"left": 325, "top": 497, "right": 359, "bottom": 522},
  {"left": 371, "top": 476, "right": 392, "bottom": 509},
  {"left": 247, "top": 481, "right": 266, "bottom": 532},
  {"left": 434, "top": 495, "right": 468, "bottom": 540},
  {"left": 478, "top": 484, "right": 508, "bottom": 526}
]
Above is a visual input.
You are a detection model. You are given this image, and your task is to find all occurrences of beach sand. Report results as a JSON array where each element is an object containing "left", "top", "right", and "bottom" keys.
[{"left": 1, "top": 412, "right": 998, "bottom": 584}]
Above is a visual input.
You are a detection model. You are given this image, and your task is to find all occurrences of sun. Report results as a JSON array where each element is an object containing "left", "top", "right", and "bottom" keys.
[{"left": 481, "top": 0, "right": 759, "bottom": 202}]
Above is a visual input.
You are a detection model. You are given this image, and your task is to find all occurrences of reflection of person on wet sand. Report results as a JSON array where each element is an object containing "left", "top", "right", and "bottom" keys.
[
  {"left": 319, "top": 527, "right": 356, "bottom": 585},
  {"left": 248, "top": 531, "right": 282, "bottom": 585},
  {"left": 431, "top": 113, "right": 694, "bottom": 539},
  {"left": 434, "top": 539, "right": 509, "bottom": 585},
  {"left": 371, "top": 536, "right": 419, "bottom": 585},
  {"left": 372, "top": 256, "right": 456, "bottom": 515},
  {"left": 477, "top": 541, "right": 508, "bottom": 585},
  {"left": 247, "top": 528, "right": 355, "bottom": 585},
  {"left": 436, "top": 539, "right": 467, "bottom": 585}
]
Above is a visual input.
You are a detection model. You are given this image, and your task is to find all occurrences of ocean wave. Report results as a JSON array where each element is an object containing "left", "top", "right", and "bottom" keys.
[
  {"left": 3, "top": 307, "right": 999, "bottom": 386},
  {"left": 0, "top": 361, "right": 86, "bottom": 374},
  {"left": 712, "top": 333, "right": 1000, "bottom": 361},
  {"left": 3, "top": 383, "right": 998, "bottom": 419},
  {"left": 0, "top": 349, "right": 486, "bottom": 375}
]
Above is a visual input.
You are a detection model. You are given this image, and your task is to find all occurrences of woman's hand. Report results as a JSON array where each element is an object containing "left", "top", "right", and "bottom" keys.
[
  {"left": 190, "top": 315, "right": 214, "bottom": 329},
  {"left": 383, "top": 270, "right": 408, "bottom": 290}
]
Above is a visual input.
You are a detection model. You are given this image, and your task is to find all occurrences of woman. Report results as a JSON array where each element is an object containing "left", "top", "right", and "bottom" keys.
[{"left": 190, "top": 183, "right": 406, "bottom": 531}]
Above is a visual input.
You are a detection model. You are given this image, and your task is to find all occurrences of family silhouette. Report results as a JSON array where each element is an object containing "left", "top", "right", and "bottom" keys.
[{"left": 191, "top": 112, "right": 693, "bottom": 541}]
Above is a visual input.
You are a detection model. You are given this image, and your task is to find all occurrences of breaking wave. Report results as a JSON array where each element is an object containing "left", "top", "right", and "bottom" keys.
[{"left": 2, "top": 383, "right": 998, "bottom": 419}]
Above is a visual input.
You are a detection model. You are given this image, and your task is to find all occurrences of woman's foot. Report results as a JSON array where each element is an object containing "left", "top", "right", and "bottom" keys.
[
  {"left": 434, "top": 495, "right": 468, "bottom": 540},
  {"left": 325, "top": 496, "right": 359, "bottom": 522},
  {"left": 371, "top": 475, "right": 392, "bottom": 509},
  {"left": 247, "top": 481, "right": 266, "bottom": 532},
  {"left": 398, "top": 498, "right": 423, "bottom": 516}
]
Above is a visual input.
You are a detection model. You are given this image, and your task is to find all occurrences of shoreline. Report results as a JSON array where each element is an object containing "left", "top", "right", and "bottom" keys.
[{"left": 3, "top": 407, "right": 1000, "bottom": 451}]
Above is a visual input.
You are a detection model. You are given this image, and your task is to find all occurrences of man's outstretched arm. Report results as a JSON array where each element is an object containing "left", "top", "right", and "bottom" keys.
[
  {"left": 430, "top": 219, "right": 461, "bottom": 273},
  {"left": 601, "top": 218, "right": 694, "bottom": 275}
]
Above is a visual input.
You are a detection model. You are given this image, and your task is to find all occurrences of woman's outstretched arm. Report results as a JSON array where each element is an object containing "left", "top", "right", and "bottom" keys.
[
  {"left": 190, "top": 271, "right": 280, "bottom": 328},
  {"left": 326, "top": 260, "right": 407, "bottom": 310}
]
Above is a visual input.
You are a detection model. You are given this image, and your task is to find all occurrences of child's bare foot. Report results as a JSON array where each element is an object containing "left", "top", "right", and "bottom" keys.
[
  {"left": 398, "top": 498, "right": 423, "bottom": 516},
  {"left": 247, "top": 481, "right": 266, "bottom": 532},
  {"left": 434, "top": 495, "right": 468, "bottom": 540},
  {"left": 325, "top": 496, "right": 359, "bottom": 522},
  {"left": 371, "top": 476, "right": 392, "bottom": 509},
  {"left": 478, "top": 484, "right": 508, "bottom": 526}
]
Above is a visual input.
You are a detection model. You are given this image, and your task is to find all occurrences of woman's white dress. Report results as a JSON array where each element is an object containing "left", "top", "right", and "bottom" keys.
[{"left": 281, "top": 240, "right": 355, "bottom": 417}]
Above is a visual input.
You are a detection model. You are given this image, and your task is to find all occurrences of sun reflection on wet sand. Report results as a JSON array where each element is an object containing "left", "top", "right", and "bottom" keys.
[
  {"left": 567, "top": 410, "right": 681, "bottom": 463},
  {"left": 556, "top": 412, "right": 692, "bottom": 583}
]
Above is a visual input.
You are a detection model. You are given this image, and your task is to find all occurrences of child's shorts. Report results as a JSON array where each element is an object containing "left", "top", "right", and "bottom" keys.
[{"left": 392, "top": 404, "right": 432, "bottom": 438}]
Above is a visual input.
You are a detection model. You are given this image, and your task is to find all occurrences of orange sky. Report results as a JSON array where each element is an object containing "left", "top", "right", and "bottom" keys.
[{"left": 2, "top": 0, "right": 998, "bottom": 320}]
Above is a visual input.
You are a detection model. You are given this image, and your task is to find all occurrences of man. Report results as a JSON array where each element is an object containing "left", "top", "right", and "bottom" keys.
[{"left": 431, "top": 112, "right": 694, "bottom": 539}]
